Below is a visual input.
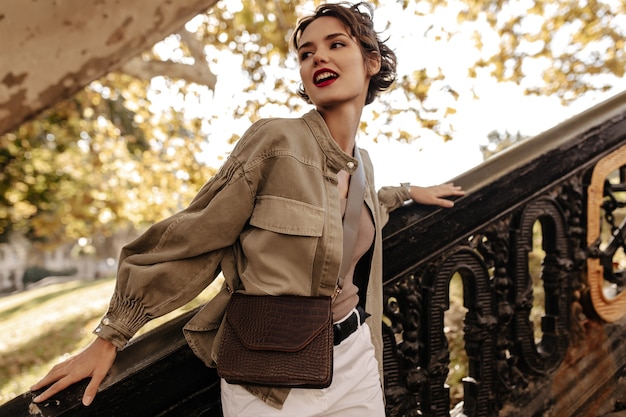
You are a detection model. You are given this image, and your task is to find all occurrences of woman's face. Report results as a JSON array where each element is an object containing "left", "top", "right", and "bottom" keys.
[{"left": 297, "top": 16, "right": 374, "bottom": 109}]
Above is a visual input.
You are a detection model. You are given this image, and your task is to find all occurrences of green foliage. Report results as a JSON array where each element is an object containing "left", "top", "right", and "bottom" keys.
[
  {"left": 480, "top": 130, "right": 529, "bottom": 160},
  {"left": 456, "top": 0, "right": 625, "bottom": 102},
  {"left": 1, "top": 73, "right": 216, "bottom": 246},
  {"left": 1, "top": 0, "right": 625, "bottom": 247},
  {"left": 198, "top": 1, "right": 298, "bottom": 78}
]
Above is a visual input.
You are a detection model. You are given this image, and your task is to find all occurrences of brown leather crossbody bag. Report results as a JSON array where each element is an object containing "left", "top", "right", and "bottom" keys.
[
  {"left": 217, "top": 293, "right": 333, "bottom": 388},
  {"left": 216, "top": 147, "right": 365, "bottom": 388}
]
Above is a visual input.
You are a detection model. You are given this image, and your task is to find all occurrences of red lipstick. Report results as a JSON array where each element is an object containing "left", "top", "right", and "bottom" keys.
[{"left": 313, "top": 68, "right": 339, "bottom": 87}]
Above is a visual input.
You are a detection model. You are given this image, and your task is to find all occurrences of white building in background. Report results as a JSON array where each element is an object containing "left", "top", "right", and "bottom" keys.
[
  {"left": 0, "top": 241, "right": 26, "bottom": 291},
  {"left": 0, "top": 232, "right": 125, "bottom": 294}
]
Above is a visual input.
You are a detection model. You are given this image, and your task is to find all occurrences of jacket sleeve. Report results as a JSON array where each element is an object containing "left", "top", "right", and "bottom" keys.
[
  {"left": 95, "top": 154, "right": 254, "bottom": 349},
  {"left": 376, "top": 185, "right": 411, "bottom": 228},
  {"left": 378, "top": 185, "right": 411, "bottom": 213},
  {"left": 358, "top": 147, "right": 411, "bottom": 227}
]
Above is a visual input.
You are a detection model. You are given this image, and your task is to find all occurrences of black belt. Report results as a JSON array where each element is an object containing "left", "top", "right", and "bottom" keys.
[{"left": 333, "top": 305, "right": 369, "bottom": 346}]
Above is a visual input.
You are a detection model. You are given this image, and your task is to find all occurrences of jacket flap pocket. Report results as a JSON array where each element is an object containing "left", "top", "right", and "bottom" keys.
[
  {"left": 225, "top": 293, "right": 331, "bottom": 352},
  {"left": 249, "top": 195, "right": 324, "bottom": 236}
]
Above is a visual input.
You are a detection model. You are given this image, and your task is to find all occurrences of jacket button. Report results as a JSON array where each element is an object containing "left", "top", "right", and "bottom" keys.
[
  {"left": 102, "top": 317, "right": 110, "bottom": 325},
  {"left": 347, "top": 162, "right": 355, "bottom": 169}
]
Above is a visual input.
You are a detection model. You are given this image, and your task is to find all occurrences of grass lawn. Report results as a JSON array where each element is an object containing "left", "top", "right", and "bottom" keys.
[{"left": 0, "top": 276, "right": 218, "bottom": 406}]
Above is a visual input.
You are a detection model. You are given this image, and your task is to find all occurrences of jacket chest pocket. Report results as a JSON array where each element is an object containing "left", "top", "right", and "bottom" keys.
[{"left": 240, "top": 195, "right": 326, "bottom": 295}]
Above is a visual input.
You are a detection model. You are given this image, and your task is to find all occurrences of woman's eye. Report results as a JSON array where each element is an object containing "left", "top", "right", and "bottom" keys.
[
  {"left": 331, "top": 42, "right": 345, "bottom": 49},
  {"left": 300, "top": 51, "right": 313, "bottom": 60}
]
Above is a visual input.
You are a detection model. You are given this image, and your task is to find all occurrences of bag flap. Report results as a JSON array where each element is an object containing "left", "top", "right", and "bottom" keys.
[{"left": 225, "top": 293, "right": 332, "bottom": 352}]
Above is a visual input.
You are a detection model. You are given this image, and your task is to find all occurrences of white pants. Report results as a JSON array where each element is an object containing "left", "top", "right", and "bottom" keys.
[{"left": 220, "top": 320, "right": 385, "bottom": 417}]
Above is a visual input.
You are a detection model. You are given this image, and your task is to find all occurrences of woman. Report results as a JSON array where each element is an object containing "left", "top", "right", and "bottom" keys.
[{"left": 31, "top": 2, "right": 464, "bottom": 416}]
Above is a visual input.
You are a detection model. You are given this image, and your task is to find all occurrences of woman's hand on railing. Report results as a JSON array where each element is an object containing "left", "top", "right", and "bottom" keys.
[
  {"left": 409, "top": 183, "right": 465, "bottom": 208},
  {"left": 30, "top": 336, "right": 117, "bottom": 406}
]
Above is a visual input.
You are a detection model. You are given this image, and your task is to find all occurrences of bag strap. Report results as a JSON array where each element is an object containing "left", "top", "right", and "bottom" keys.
[{"left": 335, "top": 146, "right": 365, "bottom": 295}]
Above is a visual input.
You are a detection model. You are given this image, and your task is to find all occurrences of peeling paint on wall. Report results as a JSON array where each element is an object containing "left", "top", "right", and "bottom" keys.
[{"left": 0, "top": 0, "right": 219, "bottom": 135}]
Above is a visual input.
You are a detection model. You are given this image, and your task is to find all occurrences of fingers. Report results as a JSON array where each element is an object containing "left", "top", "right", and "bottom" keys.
[
  {"left": 32, "top": 365, "right": 96, "bottom": 405},
  {"left": 437, "top": 183, "right": 465, "bottom": 196},
  {"left": 431, "top": 183, "right": 465, "bottom": 207},
  {"left": 408, "top": 183, "right": 465, "bottom": 208},
  {"left": 30, "top": 371, "right": 55, "bottom": 393},
  {"left": 436, "top": 198, "right": 455, "bottom": 208},
  {"left": 32, "top": 380, "right": 70, "bottom": 404},
  {"left": 31, "top": 361, "right": 71, "bottom": 392},
  {"left": 30, "top": 364, "right": 84, "bottom": 403},
  {"left": 82, "top": 350, "right": 116, "bottom": 406},
  {"left": 30, "top": 338, "right": 117, "bottom": 406},
  {"left": 83, "top": 376, "right": 101, "bottom": 406}
]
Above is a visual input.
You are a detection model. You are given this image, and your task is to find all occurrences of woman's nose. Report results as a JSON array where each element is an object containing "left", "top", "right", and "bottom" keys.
[{"left": 313, "top": 50, "right": 328, "bottom": 65}]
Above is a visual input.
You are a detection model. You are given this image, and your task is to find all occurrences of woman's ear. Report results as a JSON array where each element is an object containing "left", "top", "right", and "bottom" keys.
[{"left": 366, "top": 54, "right": 382, "bottom": 76}]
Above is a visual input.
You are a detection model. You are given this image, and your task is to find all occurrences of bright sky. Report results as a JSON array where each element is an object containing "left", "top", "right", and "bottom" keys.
[{"left": 152, "top": 0, "right": 626, "bottom": 190}]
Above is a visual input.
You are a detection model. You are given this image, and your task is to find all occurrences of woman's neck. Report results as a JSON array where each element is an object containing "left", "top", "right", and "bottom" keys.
[{"left": 318, "top": 105, "right": 363, "bottom": 155}]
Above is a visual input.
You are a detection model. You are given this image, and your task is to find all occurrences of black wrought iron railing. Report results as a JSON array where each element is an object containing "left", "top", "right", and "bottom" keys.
[
  {"left": 2, "top": 91, "right": 626, "bottom": 417},
  {"left": 381, "top": 90, "right": 626, "bottom": 417}
]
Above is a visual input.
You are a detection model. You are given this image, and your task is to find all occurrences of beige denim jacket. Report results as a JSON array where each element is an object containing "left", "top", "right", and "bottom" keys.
[{"left": 94, "top": 109, "right": 411, "bottom": 409}]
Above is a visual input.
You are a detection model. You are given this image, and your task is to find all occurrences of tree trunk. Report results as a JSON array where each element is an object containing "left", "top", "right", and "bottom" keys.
[{"left": 0, "top": 0, "right": 219, "bottom": 136}]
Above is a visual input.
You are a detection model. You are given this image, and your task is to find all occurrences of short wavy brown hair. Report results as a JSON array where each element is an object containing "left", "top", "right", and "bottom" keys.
[{"left": 291, "top": 2, "right": 397, "bottom": 106}]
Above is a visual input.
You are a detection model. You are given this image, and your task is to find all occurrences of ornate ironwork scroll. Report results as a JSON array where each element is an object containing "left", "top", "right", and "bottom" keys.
[
  {"left": 424, "top": 248, "right": 496, "bottom": 417},
  {"left": 383, "top": 184, "right": 581, "bottom": 416},
  {"left": 511, "top": 197, "right": 570, "bottom": 374},
  {"left": 384, "top": 248, "right": 497, "bottom": 417},
  {"left": 587, "top": 144, "right": 626, "bottom": 322},
  {"left": 379, "top": 99, "right": 626, "bottom": 416}
]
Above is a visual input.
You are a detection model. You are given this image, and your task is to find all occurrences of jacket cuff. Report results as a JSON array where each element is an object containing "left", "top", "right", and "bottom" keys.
[
  {"left": 378, "top": 183, "right": 412, "bottom": 211},
  {"left": 92, "top": 296, "right": 150, "bottom": 349},
  {"left": 93, "top": 318, "right": 131, "bottom": 350},
  {"left": 399, "top": 182, "right": 412, "bottom": 200}
]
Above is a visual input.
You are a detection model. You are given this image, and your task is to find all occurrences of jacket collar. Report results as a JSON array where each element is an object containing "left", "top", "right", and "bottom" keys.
[{"left": 302, "top": 109, "right": 359, "bottom": 175}]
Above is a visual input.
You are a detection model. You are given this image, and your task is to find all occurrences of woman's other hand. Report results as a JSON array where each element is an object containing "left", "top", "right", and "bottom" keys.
[
  {"left": 409, "top": 183, "right": 465, "bottom": 208},
  {"left": 30, "top": 336, "right": 117, "bottom": 406}
]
